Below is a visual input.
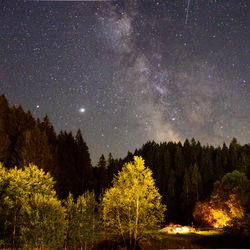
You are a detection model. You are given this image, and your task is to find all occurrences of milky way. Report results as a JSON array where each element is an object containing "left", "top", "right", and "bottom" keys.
[{"left": 1, "top": 0, "right": 249, "bottom": 163}]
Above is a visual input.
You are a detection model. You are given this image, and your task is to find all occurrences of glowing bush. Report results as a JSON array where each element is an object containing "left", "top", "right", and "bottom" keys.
[{"left": 193, "top": 171, "right": 249, "bottom": 228}]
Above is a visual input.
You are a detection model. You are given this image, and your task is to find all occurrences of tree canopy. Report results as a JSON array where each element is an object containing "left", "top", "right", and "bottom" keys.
[
  {"left": 0, "top": 163, "right": 65, "bottom": 248},
  {"left": 102, "top": 156, "right": 166, "bottom": 248},
  {"left": 193, "top": 170, "right": 249, "bottom": 229}
]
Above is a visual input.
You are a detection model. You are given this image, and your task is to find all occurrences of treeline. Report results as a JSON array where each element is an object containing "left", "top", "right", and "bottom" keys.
[
  {"left": 126, "top": 139, "right": 249, "bottom": 223},
  {"left": 0, "top": 94, "right": 122, "bottom": 200},
  {"left": 0, "top": 94, "right": 249, "bottom": 224}
]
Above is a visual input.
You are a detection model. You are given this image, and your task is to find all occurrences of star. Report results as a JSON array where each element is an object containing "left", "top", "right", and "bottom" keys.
[{"left": 79, "top": 108, "right": 85, "bottom": 113}]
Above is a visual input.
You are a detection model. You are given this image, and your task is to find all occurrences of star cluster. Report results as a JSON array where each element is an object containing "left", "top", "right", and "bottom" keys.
[{"left": 1, "top": 0, "right": 249, "bottom": 163}]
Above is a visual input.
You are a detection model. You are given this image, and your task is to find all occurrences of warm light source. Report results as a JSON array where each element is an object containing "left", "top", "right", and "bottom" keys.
[
  {"left": 172, "top": 226, "right": 190, "bottom": 233},
  {"left": 160, "top": 224, "right": 195, "bottom": 234},
  {"left": 214, "top": 224, "right": 219, "bottom": 228},
  {"left": 181, "top": 226, "right": 189, "bottom": 232}
]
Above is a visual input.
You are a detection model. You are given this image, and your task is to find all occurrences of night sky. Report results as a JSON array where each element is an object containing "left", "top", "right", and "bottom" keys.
[{"left": 1, "top": 0, "right": 249, "bottom": 164}]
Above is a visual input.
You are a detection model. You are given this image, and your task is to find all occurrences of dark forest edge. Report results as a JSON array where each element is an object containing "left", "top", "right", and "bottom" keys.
[{"left": 0, "top": 94, "right": 249, "bottom": 249}]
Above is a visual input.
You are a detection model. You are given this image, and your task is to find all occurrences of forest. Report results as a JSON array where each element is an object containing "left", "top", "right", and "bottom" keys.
[{"left": 0, "top": 94, "right": 249, "bottom": 249}]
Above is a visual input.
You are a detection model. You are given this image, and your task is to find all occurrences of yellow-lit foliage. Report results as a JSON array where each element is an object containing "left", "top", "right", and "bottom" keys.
[
  {"left": 193, "top": 171, "right": 249, "bottom": 228},
  {"left": 210, "top": 208, "right": 230, "bottom": 228},
  {"left": 226, "top": 194, "right": 244, "bottom": 220},
  {"left": 193, "top": 201, "right": 231, "bottom": 228},
  {"left": 0, "top": 162, "right": 66, "bottom": 248},
  {"left": 102, "top": 156, "right": 166, "bottom": 246},
  {"left": 64, "top": 191, "right": 98, "bottom": 249}
]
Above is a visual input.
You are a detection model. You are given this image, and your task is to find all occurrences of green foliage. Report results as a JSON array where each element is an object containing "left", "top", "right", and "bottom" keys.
[
  {"left": 21, "top": 193, "right": 66, "bottom": 248},
  {"left": 64, "top": 191, "right": 99, "bottom": 249},
  {"left": 102, "top": 156, "right": 166, "bottom": 247},
  {"left": 0, "top": 163, "right": 66, "bottom": 248}
]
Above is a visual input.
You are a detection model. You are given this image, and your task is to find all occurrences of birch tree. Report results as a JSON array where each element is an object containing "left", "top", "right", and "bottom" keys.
[{"left": 102, "top": 156, "right": 166, "bottom": 248}]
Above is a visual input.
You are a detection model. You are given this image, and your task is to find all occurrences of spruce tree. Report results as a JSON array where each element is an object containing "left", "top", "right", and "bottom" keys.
[
  {"left": 191, "top": 163, "right": 202, "bottom": 202},
  {"left": 96, "top": 154, "right": 108, "bottom": 194}
]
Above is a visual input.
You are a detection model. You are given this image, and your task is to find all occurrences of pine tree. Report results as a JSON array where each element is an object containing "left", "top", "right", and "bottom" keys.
[
  {"left": 107, "top": 153, "right": 115, "bottom": 185},
  {"left": 182, "top": 167, "right": 192, "bottom": 223},
  {"left": 39, "top": 115, "right": 57, "bottom": 145},
  {"left": 229, "top": 138, "right": 239, "bottom": 172},
  {"left": 20, "top": 125, "right": 53, "bottom": 173},
  {"left": 191, "top": 163, "right": 202, "bottom": 202},
  {"left": 55, "top": 131, "right": 78, "bottom": 198},
  {"left": 215, "top": 148, "right": 224, "bottom": 179},
  {"left": 96, "top": 154, "right": 108, "bottom": 194},
  {"left": 0, "top": 118, "right": 11, "bottom": 166},
  {"left": 0, "top": 95, "right": 9, "bottom": 119},
  {"left": 161, "top": 149, "right": 172, "bottom": 203},
  {"left": 76, "top": 129, "right": 92, "bottom": 195},
  {"left": 167, "top": 169, "right": 176, "bottom": 222}
]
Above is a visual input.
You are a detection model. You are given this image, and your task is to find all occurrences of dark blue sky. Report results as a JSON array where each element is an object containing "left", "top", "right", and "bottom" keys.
[{"left": 1, "top": 0, "right": 249, "bottom": 164}]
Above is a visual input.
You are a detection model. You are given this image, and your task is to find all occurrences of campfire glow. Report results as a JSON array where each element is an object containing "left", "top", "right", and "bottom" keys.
[
  {"left": 160, "top": 224, "right": 195, "bottom": 234},
  {"left": 172, "top": 226, "right": 189, "bottom": 233}
]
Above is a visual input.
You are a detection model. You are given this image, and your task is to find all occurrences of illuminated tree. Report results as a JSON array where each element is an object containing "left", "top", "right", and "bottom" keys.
[
  {"left": 193, "top": 201, "right": 230, "bottom": 228},
  {"left": 102, "top": 156, "right": 166, "bottom": 248},
  {"left": 0, "top": 163, "right": 66, "bottom": 248},
  {"left": 193, "top": 170, "right": 249, "bottom": 228},
  {"left": 64, "top": 191, "right": 99, "bottom": 249}
]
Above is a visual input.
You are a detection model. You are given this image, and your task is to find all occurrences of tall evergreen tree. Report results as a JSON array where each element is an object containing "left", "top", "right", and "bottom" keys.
[
  {"left": 215, "top": 148, "right": 224, "bottom": 180},
  {"left": 19, "top": 125, "right": 53, "bottom": 173},
  {"left": 39, "top": 115, "right": 57, "bottom": 145},
  {"left": 182, "top": 167, "right": 192, "bottom": 223},
  {"left": 96, "top": 154, "right": 108, "bottom": 195},
  {"left": 76, "top": 129, "right": 93, "bottom": 195},
  {"left": 0, "top": 118, "right": 11, "bottom": 166},
  {"left": 55, "top": 131, "right": 78, "bottom": 199},
  {"left": 191, "top": 163, "right": 202, "bottom": 202},
  {"left": 167, "top": 169, "right": 176, "bottom": 222},
  {"left": 107, "top": 153, "right": 116, "bottom": 185},
  {"left": 229, "top": 138, "right": 239, "bottom": 172}
]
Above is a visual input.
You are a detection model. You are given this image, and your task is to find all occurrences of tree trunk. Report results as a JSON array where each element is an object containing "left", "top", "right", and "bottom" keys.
[
  {"left": 117, "top": 210, "right": 125, "bottom": 244},
  {"left": 134, "top": 197, "right": 139, "bottom": 250}
]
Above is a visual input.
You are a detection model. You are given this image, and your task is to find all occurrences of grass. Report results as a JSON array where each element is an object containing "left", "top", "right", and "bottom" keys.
[
  {"left": 94, "top": 229, "right": 250, "bottom": 249},
  {"left": 139, "top": 229, "right": 249, "bottom": 249},
  {"left": 194, "top": 229, "right": 223, "bottom": 235}
]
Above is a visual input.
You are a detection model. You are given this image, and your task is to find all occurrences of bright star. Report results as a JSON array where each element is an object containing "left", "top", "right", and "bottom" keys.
[{"left": 79, "top": 108, "right": 85, "bottom": 113}]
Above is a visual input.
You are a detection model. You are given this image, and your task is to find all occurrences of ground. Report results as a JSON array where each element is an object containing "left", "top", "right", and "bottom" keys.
[{"left": 95, "top": 229, "right": 250, "bottom": 249}]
